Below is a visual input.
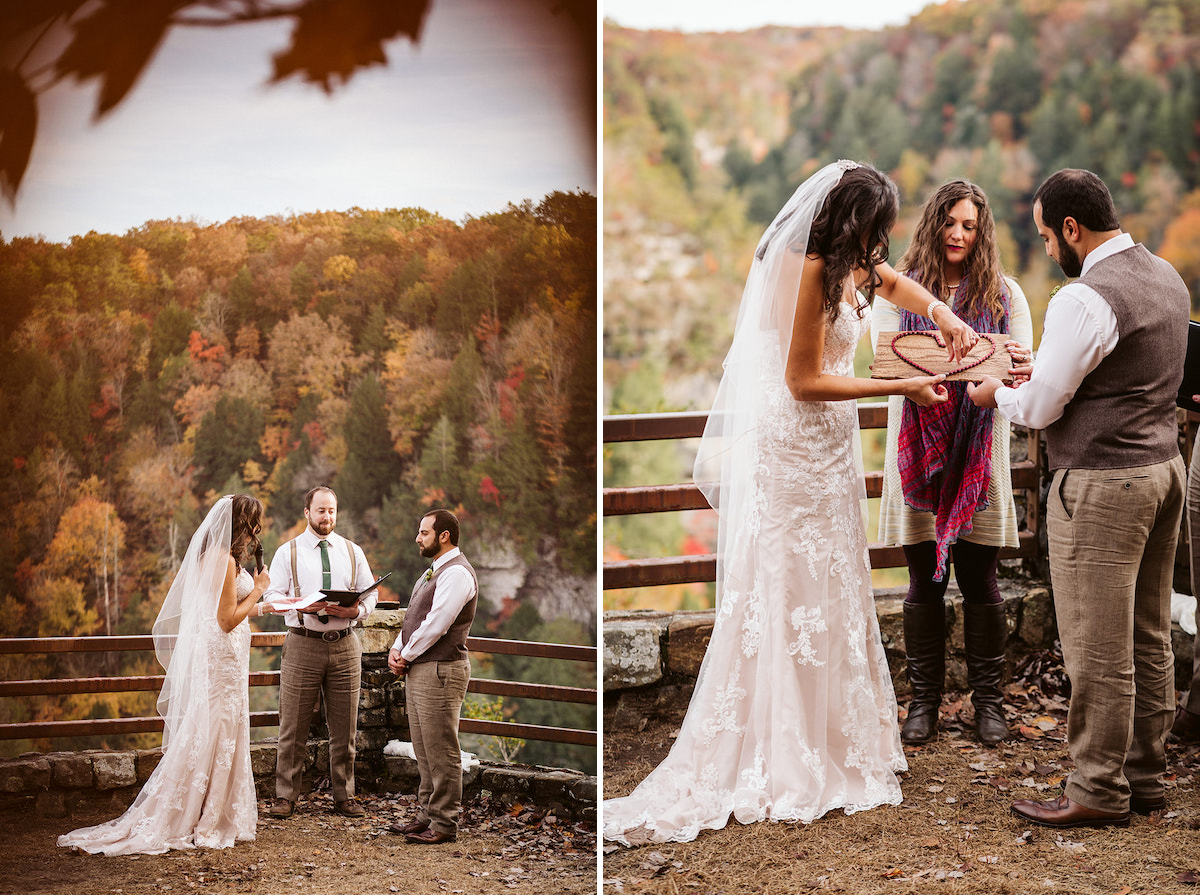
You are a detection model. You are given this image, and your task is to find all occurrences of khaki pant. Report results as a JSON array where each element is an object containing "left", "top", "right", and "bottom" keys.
[
  {"left": 276, "top": 631, "right": 362, "bottom": 803},
  {"left": 1048, "top": 457, "right": 1184, "bottom": 812},
  {"left": 407, "top": 658, "right": 471, "bottom": 835}
]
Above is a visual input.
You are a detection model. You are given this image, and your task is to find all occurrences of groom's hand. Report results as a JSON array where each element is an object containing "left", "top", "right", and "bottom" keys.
[
  {"left": 967, "top": 375, "right": 1003, "bottom": 408},
  {"left": 388, "top": 648, "right": 409, "bottom": 676}
]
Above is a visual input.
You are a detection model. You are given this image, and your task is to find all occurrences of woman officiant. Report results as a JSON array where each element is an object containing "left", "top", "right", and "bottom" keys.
[{"left": 871, "top": 180, "right": 1033, "bottom": 747}]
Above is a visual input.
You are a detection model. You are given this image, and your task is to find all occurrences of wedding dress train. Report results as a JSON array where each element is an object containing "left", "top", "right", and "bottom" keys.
[{"left": 58, "top": 568, "right": 257, "bottom": 855}]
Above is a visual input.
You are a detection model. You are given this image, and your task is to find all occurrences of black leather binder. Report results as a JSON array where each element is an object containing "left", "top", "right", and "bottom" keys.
[
  {"left": 320, "top": 571, "right": 392, "bottom": 606},
  {"left": 1179, "top": 320, "right": 1200, "bottom": 413}
]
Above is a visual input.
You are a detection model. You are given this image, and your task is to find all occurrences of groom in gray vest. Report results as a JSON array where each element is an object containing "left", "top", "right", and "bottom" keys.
[
  {"left": 387, "top": 508, "right": 478, "bottom": 844},
  {"left": 970, "top": 168, "right": 1189, "bottom": 828}
]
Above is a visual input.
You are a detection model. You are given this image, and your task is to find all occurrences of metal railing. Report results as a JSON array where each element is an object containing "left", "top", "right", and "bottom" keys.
[
  {"left": 0, "top": 626, "right": 596, "bottom": 747},
  {"left": 603, "top": 405, "right": 1043, "bottom": 591}
]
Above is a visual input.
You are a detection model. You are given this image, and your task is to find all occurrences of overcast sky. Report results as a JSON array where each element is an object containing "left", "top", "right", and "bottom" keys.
[
  {"left": 603, "top": 0, "right": 941, "bottom": 32},
  {"left": 0, "top": 0, "right": 595, "bottom": 242}
]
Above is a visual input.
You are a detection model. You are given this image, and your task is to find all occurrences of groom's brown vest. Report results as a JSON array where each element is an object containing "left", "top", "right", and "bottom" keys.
[
  {"left": 1045, "top": 243, "right": 1189, "bottom": 471},
  {"left": 401, "top": 553, "right": 478, "bottom": 664}
]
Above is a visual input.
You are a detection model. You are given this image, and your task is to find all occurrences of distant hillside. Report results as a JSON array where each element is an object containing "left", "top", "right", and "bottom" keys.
[
  {"left": 0, "top": 194, "right": 597, "bottom": 761},
  {"left": 603, "top": 0, "right": 1200, "bottom": 610},
  {"left": 605, "top": 0, "right": 1200, "bottom": 413}
]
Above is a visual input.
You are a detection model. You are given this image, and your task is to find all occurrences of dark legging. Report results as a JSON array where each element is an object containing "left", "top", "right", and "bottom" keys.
[{"left": 902, "top": 539, "right": 1002, "bottom": 606}]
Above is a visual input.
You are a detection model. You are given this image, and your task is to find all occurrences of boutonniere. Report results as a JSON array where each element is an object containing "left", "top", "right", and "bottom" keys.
[
  {"left": 423, "top": 568, "right": 433, "bottom": 582},
  {"left": 1049, "top": 283, "right": 1063, "bottom": 300}
]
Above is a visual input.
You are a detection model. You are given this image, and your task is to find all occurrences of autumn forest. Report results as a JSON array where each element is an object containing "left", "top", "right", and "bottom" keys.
[{"left": 0, "top": 191, "right": 597, "bottom": 767}]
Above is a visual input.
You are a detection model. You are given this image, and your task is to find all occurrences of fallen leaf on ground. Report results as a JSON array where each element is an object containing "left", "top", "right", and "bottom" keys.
[{"left": 1053, "top": 835, "right": 1085, "bottom": 854}]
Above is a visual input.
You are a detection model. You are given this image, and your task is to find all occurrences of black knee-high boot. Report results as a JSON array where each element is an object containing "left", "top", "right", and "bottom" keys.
[
  {"left": 901, "top": 601, "right": 946, "bottom": 745},
  {"left": 963, "top": 601, "right": 1008, "bottom": 745}
]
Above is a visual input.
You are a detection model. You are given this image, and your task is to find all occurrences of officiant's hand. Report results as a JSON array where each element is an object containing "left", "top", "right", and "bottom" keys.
[
  {"left": 321, "top": 600, "right": 361, "bottom": 619},
  {"left": 1005, "top": 340, "right": 1032, "bottom": 385}
]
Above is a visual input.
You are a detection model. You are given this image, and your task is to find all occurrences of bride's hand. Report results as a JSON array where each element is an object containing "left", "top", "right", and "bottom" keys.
[
  {"left": 902, "top": 373, "right": 949, "bottom": 407},
  {"left": 931, "top": 304, "right": 978, "bottom": 362},
  {"left": 253, "top": 567, "right": 270, "bottom": 592}
]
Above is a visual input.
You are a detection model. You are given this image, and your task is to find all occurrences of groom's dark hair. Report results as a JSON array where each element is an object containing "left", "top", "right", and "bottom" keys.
[
  {"left": 424, "top": 508, "right": 460, "bottom": 546},
  {"left": 1034, "top": 168, "right": 1121, "bottom": 236}
]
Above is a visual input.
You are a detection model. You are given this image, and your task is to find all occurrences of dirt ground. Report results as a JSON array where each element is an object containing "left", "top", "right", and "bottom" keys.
[
  {"left": 601, "top": 649, "right": 1200, "bottom": 895},
  {"left": 4, "top": 789, "right": 597, "bottom": 895}
]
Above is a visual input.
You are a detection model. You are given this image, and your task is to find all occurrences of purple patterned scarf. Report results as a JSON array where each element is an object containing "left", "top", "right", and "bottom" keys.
[{"left": 897, "top": 274, "right": 1010, "bottom": 580}]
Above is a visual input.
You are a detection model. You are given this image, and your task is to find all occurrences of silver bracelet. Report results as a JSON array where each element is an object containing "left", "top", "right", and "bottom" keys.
[{"left": 926, "top": 298, "right": 942, "bottom": 321}]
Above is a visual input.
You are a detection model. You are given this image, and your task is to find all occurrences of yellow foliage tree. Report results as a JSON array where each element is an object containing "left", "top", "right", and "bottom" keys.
[
  {"left": 380, "top": 324, "right": 453, "bottom": 455},
  {"left": 322, "top": 253, "right": 358, "bottom": 285},
  {"left": 1159, "top": 205, "right": 1200, "bottom": 308},
  {"left": 43, "top": 495, "right": 125, "bottom": 635},
  {"left": 30, "top": 576, "right": 99, "bottom": 637}
]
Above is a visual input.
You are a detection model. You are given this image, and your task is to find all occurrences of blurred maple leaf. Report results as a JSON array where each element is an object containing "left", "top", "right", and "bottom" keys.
[
  {"left": 271, "top": 0, "right": 431, "bottom": 92},
  {"left": 0, "top": 0, "right": 433, "bottom": 205},
  {"left": 0, "top": 0, "right": 593, "bottom": 205},
  {"left": 0, "top": 68, "right": 36, "bottom": 202},
  {"left": 54, "top": 0, "right": 185, "bottom": 116}
]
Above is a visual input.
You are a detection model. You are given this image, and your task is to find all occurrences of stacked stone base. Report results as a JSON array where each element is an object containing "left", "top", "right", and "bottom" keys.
[
  {"left": 0, "top": 741, "right": 595, "bottom": 822},
  {"left": 604, "top": 578, "right": 1196, "bottom": 698}
]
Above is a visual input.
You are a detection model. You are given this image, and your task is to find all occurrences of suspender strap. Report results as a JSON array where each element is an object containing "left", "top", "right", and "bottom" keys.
[{"left": 290, "top": 539, "right": 301, "bottom": 600}]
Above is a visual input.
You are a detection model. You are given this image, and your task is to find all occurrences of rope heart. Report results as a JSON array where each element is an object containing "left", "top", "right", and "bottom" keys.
[{"left": 890, "top": 331, "right": 996, "bottom": 376}]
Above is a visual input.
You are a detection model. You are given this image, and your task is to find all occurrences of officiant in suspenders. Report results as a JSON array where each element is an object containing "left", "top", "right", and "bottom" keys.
[{"left": 262, "top": 485, "right": 377, "bottom": 819}]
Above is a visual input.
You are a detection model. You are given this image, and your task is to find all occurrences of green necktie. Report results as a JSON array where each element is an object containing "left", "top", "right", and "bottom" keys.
[{"left": 318, "top": 539, "right": 331, "bottom": 589}]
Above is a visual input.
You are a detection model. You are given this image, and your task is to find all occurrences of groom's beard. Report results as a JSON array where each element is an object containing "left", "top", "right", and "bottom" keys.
[
  {"left": 311, "top": 518, "right": 334, "bottom": 537},
  {"left": 1057, "top": 239, "right": 1083, "bottom": 278}
]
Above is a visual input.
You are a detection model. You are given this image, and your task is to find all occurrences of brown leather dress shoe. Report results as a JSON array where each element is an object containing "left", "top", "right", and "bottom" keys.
[
  {"left": 405, "top": 828, "right": 457, "bottom": 844},
  {"left": 1010, "top": 794, "right": 1130, "bottom": 829},
  {"left": 387, "top": 818, "right": 429, "bottom": 836},
  {"left": 334, "top": 798, "right": 366, "bottom": 818},
  {"left": 1169, "top": 706, "right": 1200, "bottom": 744},
  {"left": 267, "top": 798, "right": 295, "bottom": 818}
]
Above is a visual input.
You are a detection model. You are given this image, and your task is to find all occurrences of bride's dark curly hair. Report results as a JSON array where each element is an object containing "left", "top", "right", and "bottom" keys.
[
  {"left": 229, "top": 494, "right": 263, "bottom": 563},
  {"left": 806, "top": 164, "right": 899, "bottom": 323}
]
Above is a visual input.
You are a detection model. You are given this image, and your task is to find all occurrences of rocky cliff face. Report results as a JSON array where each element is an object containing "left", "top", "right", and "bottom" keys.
[{"left": 472, "top": 538, "right": 596, "bottom": 632}]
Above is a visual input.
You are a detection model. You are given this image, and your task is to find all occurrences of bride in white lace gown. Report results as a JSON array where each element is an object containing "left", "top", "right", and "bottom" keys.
[
  {"left": 603, "top": 161, "right": 980, "bottom": 846},
  {"left": 59, "top": 494, "right": 270, "bottom": 855}
]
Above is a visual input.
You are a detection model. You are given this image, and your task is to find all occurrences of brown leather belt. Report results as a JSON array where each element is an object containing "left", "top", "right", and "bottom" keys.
[{"left": 288, "top": 626, "right": 352, "bottom": 643}]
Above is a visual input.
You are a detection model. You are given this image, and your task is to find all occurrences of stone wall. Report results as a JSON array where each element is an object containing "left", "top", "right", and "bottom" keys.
[
  {"left": 604, "top": 576, "right": 1196, "bottom": 698},
  {"left": 0, "top": 610, "right": 595, "bottom": 822},
  {"left": 0, "top": 743, "right": 596, "bottom": 823}
]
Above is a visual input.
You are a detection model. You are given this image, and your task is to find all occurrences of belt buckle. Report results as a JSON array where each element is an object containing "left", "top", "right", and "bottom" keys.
[{"left": 321, "top": 630, "right": 341, "bottom": 643}]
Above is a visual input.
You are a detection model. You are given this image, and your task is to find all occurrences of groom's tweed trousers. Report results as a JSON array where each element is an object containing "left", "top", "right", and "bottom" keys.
[{"left": 1044, "top": 243, "right": 1188, "bottom": 813}]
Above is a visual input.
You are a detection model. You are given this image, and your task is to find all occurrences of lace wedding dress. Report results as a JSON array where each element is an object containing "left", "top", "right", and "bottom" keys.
[
  {"left": 604, "top": 305, "right": 907, "bottom": 845},
  {"left": 58, "top": 568, "right": 257, "bottom": 855}
]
